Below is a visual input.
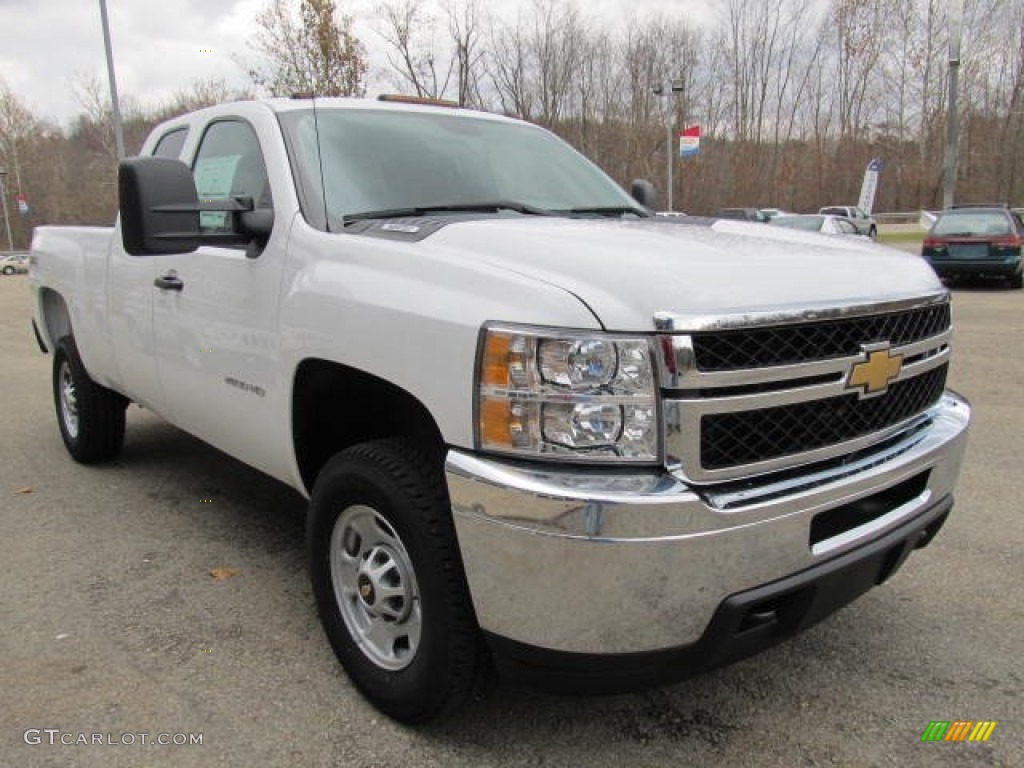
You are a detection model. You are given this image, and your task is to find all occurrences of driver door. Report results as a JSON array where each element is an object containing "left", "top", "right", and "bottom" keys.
[{"left": 151, "top": 117, "right": 288, "bottom": 478}]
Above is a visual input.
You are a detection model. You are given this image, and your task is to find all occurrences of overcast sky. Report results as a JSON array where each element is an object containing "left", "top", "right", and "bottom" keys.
[{"left": 0, "top": 0, "right": 715, "bottom": 127}]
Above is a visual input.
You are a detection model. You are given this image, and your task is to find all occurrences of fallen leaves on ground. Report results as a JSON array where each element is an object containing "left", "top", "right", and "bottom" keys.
[
  {"left": 14, "top": 487, "right": 33, "bottom": 494},
  {"left": 208, "top": 567, "right": 240, "bottom": 581}
]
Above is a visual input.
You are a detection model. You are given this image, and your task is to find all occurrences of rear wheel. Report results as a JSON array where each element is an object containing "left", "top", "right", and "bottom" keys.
[
  {"left": 308, "top": 438, "right": 488, "bottom": 723},
  {"left": 52, "top": 337, "right": 127, "bottom": 463},
  {"left": 1009, "top": 270, "right": 1023, "bottom": 289},
  {"left": 2, "top": 266, "right": 14, "bottom": 275}
]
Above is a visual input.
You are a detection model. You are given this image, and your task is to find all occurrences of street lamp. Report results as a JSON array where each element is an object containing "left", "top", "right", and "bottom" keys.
[
  {"left": 0, "top": 168, "right": 14, "bottom": 252},
  {"left": 98, "top": 0, "right": 126, "bottom": 160},
  {"left": 942, "top": 0, "right": 964, "bottom": 209},
  {"left": 653, "top": 78, "right": 685, "bottom": 211}
]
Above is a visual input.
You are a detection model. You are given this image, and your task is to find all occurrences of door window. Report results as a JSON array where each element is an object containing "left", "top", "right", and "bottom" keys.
[
  {"left": 153, "top": 128, "right": 188, "bottom": 159},
  {"left": 192, "top": 120, "right": 272, "bottom": 236}
]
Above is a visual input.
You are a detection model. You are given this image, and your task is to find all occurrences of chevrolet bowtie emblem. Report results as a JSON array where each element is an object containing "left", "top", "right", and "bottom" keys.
[{"left": 847, "top": 344, "right": 903, "bottom": 397}]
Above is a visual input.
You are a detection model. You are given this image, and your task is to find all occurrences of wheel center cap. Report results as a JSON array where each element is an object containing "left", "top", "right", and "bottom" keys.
[{"left": 357, "top": 575, "right": 375, "bottom": 606}]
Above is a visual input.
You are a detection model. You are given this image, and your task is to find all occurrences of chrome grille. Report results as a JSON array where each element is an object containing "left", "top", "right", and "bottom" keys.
[
  {"left": 691, "top": 303, "right": 950, "bottom": 371},
  {"left": 660, "top": 295, "right": 953, "bottom": 484},
  {"left": 700, "top": 364, "right": 948, "bottom": 469}
]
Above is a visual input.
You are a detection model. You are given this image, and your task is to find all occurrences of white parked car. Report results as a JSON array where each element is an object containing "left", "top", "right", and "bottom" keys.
[
  {"left": 771, "top": 213, "right": 870, "bottom": 238},
  {"left": 1, "top": 252, "right": 29, "bottom": 275},
  {"left": 820, "top": 205, "right": 878, "bottom": 238}
]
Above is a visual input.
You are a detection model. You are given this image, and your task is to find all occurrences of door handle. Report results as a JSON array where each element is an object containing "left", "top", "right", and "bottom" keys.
[{"left": 154, "top": 272, "right": 184, "bottom": 292}]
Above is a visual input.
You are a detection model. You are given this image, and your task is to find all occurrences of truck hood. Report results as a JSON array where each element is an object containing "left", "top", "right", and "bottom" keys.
[{"left": 424, "top": 217, "right": 942, "bottom": 331}]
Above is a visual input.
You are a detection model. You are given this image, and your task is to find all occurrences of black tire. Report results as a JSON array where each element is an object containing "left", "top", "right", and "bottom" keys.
[
  {"left": 868, "top": 226, "right": 877, "bottom": 240},
  {"left": 1009, "top": 270, "right": 1023, "bottom": 290},
  {"left": 2, "top": 266, "right": 14, "bottom": 275},
  {"left": 52, "top": 336, "right": 127, "bottom": 463},
  {"left": 308, "top": 438, "right": 488, "bottom": 723}
]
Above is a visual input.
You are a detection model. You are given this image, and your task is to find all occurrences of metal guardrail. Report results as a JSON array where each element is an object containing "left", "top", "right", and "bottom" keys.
[
  {"left": 876, "top": 208, "right": 1023, "bottom": 221},
  {"left": 874, "top": 212, "right": 925, "bottom": 224}
]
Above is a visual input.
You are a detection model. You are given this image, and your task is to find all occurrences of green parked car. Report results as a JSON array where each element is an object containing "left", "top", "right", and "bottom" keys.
[{"left": 922, "top": 205, "right": 1023, "bottom": 289}]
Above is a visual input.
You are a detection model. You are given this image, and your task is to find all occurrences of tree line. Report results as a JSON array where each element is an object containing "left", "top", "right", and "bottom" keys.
[{"left": 2, "top": 0, "right": 1022, "bottom": 250}]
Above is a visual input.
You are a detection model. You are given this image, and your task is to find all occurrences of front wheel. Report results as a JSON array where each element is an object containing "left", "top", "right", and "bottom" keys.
[
  {"left": 1009, "top": 270, "right": 1023, "bottom": 290},
  {"left": 308, "top": 438, "right": 488, "bottom": 723},
  {"left": 2, "top": 266, "right": 14, "bottom": 275},
  {"left": 52, "top": 337, "right": 127, "bottom": 463}
]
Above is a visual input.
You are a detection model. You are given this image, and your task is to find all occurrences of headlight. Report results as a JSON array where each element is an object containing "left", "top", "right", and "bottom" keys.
[{"left": 476, "top": 325, "right": 659, "bottom": 463}]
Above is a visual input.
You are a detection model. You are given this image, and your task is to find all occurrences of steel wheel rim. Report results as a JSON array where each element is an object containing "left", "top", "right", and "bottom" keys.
[
  {"left": 330, "top": 504, "right": 421, "bottom": 671},
  {"left": 59, "top": 361, "right": 79, "bottom": 439}
]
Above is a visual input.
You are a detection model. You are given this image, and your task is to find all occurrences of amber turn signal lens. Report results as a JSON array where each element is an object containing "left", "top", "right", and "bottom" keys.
[
  {"left": 481, "top": 332, "right": 511, "bottom": 388},
  {"left": 479, "top": 397, "right": 512, "bottom": 447}
]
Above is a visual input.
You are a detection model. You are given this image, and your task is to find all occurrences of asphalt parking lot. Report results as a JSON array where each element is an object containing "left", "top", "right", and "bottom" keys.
[{"left": 0, "top": 272, "right": 1020, "bottom": 767}]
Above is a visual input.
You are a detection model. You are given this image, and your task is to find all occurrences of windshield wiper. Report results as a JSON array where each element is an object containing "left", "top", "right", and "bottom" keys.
[
  {"left": 557, "top": 206, "right": 651, "bottom": 218},
  {"left": 343, "top": 201, "right": 554, "bottom": 224}
]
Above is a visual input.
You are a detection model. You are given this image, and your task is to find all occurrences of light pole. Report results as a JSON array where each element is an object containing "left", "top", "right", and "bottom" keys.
[
  {"left": 0, "top": 168, "right": 14, "bottom": 252},
  {"left": 98, "top": 0, "right": 126, "bottom": 160},
  {"left": 653, "top": 79, "right": 685, "bottom": 212},
  {"left": 942, "top": 0, "right": 964, "bottom": 210}
]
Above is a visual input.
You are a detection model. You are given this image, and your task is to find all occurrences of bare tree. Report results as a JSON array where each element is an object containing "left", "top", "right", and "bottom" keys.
[
  {"left": 878, "top": 0, "right": 916, "bottom": 208},
  {"left": 70, "top": 75, "right": 146, "bottom": 162},
  {"left": 243, "top": 0, "right": 367, "bottom": 97},
  {"left": 489, "top": 13, "right": 534, "bottom": 118},
  {"left": 0, "top": 77, "right": 36, "bottom": 194},
  {"left": 377, "top": 0, "right": 453, "bottom": 99},
  {"left": 488, "top": 0, "right": 585, "bottom": 124},
  {"left": 911, "top": 0, "right": 948, "bottom": 207},
  {"left": 832, "top": 0, "right": 889, "bottom": 141},
  {"left": 721, "top": 0, "right": 804, "bottom": 145},
  {"left": 445, "top": 0, "right": 487, "bottom": 107},
  {"left": 530, "top": 0, "right": 583, "bottom": 125},
  {"left": 144, "top": 79, "right": 256, "bottom": 125},
  {"left": 4, "top": 0, "right": 1024, "bottom": 235},
  {"left": 997, "top": 0, "right": 1024, "bottom": 201}
]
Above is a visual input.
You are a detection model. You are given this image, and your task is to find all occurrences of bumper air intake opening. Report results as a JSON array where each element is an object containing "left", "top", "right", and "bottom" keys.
[{"left": 809, "top": 470, "right": 931, "bottom": 548}]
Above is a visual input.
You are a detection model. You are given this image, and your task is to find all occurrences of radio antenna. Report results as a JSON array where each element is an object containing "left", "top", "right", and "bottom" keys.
[{"left": 311, "top": 94, "right": 330, "bottom": 231}]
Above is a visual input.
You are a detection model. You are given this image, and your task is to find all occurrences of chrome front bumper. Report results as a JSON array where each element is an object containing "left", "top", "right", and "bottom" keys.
[{"left": 446, "top": 392, "right": 970, "bottom": 655}]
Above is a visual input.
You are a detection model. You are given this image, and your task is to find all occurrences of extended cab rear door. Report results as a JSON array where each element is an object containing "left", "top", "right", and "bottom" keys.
[{"left": 151, "top": 112, "right": 291, "bottom": 480}]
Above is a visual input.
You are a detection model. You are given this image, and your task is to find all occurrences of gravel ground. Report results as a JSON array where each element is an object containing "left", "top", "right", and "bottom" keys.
[{"left": 0, "top": 272, "right": 1019, "bottom": 767}]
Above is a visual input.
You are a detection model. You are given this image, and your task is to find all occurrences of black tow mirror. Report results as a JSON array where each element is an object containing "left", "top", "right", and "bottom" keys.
[
  {"left": 119, "top": 157, "right": 201, "bottom": 255},
  {"left": 629, "top": 179, "right": 658, "bottom": 211},
  {"left": 118, "top": 157, "right": 274, "bottom": 257}
]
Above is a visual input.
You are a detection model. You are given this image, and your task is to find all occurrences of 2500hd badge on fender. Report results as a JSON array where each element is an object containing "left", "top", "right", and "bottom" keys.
[{"left": 29, "top": 96, "right": 969, "bottom": 723}]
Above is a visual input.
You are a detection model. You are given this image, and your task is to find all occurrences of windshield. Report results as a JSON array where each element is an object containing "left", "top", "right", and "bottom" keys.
[
  {"left": 932, "top": 211, "right": 1011, "bottom": 237},
  {"left": 279, "top": 107, "right": 642, "bottom": 228}
]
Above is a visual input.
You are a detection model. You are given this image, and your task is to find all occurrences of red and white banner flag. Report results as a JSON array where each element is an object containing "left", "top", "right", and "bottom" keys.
[{"left": 679, "top": 125, "right": 700, "bottom": 157}]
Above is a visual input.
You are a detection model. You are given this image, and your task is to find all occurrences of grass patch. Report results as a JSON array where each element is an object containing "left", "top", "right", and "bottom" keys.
[{"left": 877, "top": 230, "right": 925, "bottom": 244}]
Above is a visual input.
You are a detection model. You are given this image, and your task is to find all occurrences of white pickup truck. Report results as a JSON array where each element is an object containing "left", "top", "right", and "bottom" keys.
[{"left": 30, "top": 97, "right": 969, "bottom": 723}]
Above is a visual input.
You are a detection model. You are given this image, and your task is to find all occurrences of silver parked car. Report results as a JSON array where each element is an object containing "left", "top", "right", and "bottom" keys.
[
  {"left": 1, "top": 252, "right": 29, "bottom": 275},
  {"left": 819, "top": 206, "right": 877, "bottom": 239},
  {"left": 770, "top": 214, "right": 869, "bottom": 238}
]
